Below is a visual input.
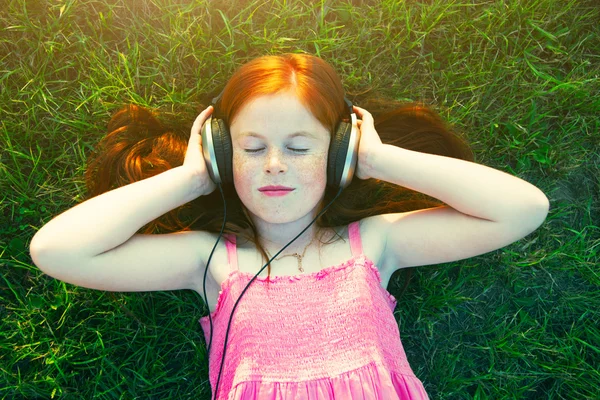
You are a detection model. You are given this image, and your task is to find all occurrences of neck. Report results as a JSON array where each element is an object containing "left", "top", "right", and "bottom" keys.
[{"left": 258, "top": 229, "right": 320, "bottom": 254}]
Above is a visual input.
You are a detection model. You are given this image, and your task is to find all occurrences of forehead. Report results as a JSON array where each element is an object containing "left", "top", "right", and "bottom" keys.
[
  {"left": 230, "top": 93, "right": 329, "bottom": 140},
  {"left": 238, "top": 131, "right": 318, "bottom": 139}
]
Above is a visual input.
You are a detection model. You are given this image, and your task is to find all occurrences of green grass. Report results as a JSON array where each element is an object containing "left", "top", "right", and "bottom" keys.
[{"left": 1, "top": 0, "right": 599, "bottom": 398}]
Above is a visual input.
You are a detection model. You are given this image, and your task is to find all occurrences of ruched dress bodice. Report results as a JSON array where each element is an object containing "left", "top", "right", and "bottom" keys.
[{"left": 199, "top": 221, "right": 429, "bottom": 399}]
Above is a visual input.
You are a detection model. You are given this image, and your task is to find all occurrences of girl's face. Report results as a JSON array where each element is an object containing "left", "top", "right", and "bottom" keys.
[{"left": 229, "top": 91, "right": 331, "bottom": 225}]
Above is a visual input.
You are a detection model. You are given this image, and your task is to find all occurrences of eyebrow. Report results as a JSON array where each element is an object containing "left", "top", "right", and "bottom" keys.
[{"left": 238, "top": 131, "right": 317, "bottom": 139}]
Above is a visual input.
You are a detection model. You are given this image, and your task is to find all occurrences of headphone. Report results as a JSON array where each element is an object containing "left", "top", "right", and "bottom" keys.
[{"left": 199, "top": 88, "right": 360, "bottom": 400}]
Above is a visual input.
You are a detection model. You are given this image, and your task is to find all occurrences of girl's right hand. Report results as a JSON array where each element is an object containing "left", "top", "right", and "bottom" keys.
[{"left": 184, "top": 105, "right": 217, "bottom": 195}]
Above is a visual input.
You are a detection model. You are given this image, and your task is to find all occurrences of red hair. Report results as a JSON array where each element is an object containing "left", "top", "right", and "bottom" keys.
[{"left": 218, "top": 54, "right": 348, "bottom": 136}]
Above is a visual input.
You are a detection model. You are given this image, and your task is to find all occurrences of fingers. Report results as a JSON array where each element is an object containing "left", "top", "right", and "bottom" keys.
[
  {"left": 191, "top": 105, "right": 214, "bottom": 135},
  {"left": 197, "top": 105, "right": 213, "bottom": 121},
  {"left": 352, "top": 105, "right": 372, "bottom": 121},
  {"left": 352, "top": 105, "right": 372, "bottom": 130}
]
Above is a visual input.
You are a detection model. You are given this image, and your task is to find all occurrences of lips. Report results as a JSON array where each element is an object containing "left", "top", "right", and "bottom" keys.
[{"left": 258, "top": 186, "right": 294, "bottom": 192}]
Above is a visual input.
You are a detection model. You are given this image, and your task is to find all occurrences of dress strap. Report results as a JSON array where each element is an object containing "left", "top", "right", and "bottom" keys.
[
  {"left": 223, "top": 233, "right": 238, "bottom": 273},
  {"left": 348, "top": 220, "right": 364, "bottom": 258}
]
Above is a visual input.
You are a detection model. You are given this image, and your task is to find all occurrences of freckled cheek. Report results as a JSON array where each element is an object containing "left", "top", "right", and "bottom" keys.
[
  {"left": 232, "top": 154, "right": 254, "bottom": 187},
  {"left": 297, "top": 154, "right": 328, "bottom": 185}
]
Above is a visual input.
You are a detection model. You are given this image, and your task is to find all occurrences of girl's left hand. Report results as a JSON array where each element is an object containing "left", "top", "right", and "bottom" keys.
[{"left": 353, "top": 105, "right": 383, "bottom": 180}]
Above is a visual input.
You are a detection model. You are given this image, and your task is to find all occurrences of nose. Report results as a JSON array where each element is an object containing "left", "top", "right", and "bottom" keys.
[{"left": 264, "top": 148, "right": 288, "bottom": 174}]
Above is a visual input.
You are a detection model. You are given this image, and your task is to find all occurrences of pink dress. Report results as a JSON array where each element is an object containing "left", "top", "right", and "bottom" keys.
[{"left": 199, "top": 221, "right": 429, "bottom": 399}]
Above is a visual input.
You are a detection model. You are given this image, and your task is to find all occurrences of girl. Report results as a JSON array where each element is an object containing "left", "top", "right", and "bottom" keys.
[{"left": 30, "top": 53, "right": 549, "bottom": 399}]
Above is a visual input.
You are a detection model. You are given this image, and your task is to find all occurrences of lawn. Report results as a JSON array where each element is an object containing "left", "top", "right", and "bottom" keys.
[{"left": 1, "top": 0, "right": 599, "bottom": 399}]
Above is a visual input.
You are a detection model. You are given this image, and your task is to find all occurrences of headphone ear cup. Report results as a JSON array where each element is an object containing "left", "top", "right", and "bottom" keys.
[
  {"left": 211, "top": 117, "right": 234, "bottom": 186},
  {"left": 327, "top": 120, "right": 352, "bottom": 189}
]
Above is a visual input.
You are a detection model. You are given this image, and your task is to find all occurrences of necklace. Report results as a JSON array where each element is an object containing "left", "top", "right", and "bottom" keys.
[{"left": 263, "top": 235, "right": 320, "bottom": 273}]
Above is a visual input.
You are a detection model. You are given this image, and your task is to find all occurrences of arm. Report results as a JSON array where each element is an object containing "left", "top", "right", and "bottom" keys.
[
  {"left": 365, "top": 144, "right": 549, "bottom": 223},
  {"left": 30, "top": 166, "right": 206, "bottom": 258}
]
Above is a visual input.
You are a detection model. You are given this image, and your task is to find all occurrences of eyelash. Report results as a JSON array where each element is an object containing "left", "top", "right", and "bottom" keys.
[{"left": 244, "top": 148, "right": 309, "bottom": 154}]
